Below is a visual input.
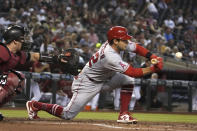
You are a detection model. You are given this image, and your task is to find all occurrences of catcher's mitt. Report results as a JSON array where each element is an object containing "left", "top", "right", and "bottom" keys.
[
  {"left": 39, "top": 48, "right": 80, "bottom": 75},
  {"left": 58, "top": 48, "right": 80, "bottom": 75},
  {"left": 59, "top": 48, "right": 79, "bottom": 66}
]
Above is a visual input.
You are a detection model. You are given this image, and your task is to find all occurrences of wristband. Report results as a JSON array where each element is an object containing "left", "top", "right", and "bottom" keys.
[{"left": 145, "top": 52, "right": 152, "bottom": 59}]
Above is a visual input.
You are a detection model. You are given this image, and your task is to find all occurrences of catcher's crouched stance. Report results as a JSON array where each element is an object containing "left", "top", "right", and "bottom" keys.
[
  {"left": 0, "top": 71, "right": 25, "bottom": 120},
  {"left": 0, "top": 24, "right": 80, "bottom": 121}
]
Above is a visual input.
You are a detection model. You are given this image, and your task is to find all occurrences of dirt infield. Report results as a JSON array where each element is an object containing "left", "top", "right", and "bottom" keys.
[{"left": 1, "top": 118, "right": 197, "bottom": 131}]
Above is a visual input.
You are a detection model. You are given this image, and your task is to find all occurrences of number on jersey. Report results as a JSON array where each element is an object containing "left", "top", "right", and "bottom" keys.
[{"left": 89, "top": 52, "right": 99, "bottom": 67}]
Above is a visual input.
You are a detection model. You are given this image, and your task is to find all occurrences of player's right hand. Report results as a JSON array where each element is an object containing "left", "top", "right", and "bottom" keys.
[{"left": 150, "top": 57, "right": 163, "bottom": 72}]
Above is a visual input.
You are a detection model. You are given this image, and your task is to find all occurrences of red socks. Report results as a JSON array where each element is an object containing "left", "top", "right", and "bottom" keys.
[
  {"left": 33, "top": 101, "right": 63, "bottom": 117},
  {"left": 120, "top": 85, "right": 133, "bottom": 114}
]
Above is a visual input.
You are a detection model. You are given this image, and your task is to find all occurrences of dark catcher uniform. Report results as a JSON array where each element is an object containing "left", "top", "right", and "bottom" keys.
[
  {"left": 0, "top": 25, "right": 31, "bottom": 119},
  {"left": 0, "top": 43, "right": 26, "bottom": 107}
]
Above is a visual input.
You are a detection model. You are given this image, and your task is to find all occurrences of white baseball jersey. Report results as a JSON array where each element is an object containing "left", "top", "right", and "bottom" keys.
[
  {"left": 81, "top": 41, "right": 137, "bottom": 82},
  {"left": 62, "top": 41, "right": 137, "bottom": 120}
]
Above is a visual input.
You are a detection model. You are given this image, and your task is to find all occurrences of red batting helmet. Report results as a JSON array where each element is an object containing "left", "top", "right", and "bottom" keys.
[{"left": 107, "top": 26, "right": 132, "bottom": 42}]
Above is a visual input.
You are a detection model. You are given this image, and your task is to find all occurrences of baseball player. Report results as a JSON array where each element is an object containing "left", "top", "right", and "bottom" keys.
[
  {"left": 0, "top": 25, "right": 40, "bottom": 121},
  {"left": 26, "top": 26, "right": 163, "bottom": 124},
  {"left": 112, "top": 50, "right": 143, "bottom": 121},
  {"left": 0, "top": 25, "right": 71, "bottom": 121}
]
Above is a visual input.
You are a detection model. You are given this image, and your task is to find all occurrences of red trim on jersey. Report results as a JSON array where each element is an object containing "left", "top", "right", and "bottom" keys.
[
  {"left": 134, "top": 44, "right": 149, "bottom": 57},
  {"left": 124, "top": 65, "right": 143, "bottom": 77}
]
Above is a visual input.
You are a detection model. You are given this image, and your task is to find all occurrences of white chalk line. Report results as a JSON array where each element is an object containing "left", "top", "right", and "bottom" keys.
[
  {"left": 22, "top": 121, "right": 196, "bottom": 131},
  {"left": 92, "top": 123, "right": 195, "bottom": 131}
]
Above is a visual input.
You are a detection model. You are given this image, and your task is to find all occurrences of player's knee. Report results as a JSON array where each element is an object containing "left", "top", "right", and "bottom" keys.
[
  {"left": 61, "top": 114, "right": 74, "bottom": 120},
  {"left": 6, "top": 72, "right": 25, "bottom": 94},
  {"left": 61, "top": 110, "right": 76, "bottom": 120}
]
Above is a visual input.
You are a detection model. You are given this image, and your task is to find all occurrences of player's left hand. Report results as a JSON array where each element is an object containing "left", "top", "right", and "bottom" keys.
[{"left": 58, "top": 48, "right": 79, "bottom": 66}]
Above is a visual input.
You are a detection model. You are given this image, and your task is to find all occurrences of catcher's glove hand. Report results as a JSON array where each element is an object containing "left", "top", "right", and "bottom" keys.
[
  {"left": 58, "top": 48, "right": 79, "bottom": 66},
  {"left": 57, "top": 48, "right": 80, "bottom": 75}
]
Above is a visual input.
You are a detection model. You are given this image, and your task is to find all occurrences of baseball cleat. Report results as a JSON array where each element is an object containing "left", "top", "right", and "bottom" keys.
[
  {"left": 26, "top": 101, "right": 40, "bottom": 120},
  {"left": 117, "top": 111, "right": 137, "bottom": 124}
]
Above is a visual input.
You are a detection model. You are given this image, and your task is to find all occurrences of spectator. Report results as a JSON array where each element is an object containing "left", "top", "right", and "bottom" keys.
[
  {"left": 75, "top": 21, "right": 84, "bottom": 34},
  {"left": 88, "top": 27, "right": 99, "bottom": 46},
  {"left": 156, "top": 74, "right": 168, "bottom": 109},
  {"left": 146, "top": 15, "right": 161, "bottom": 34},
  {"left": 156, "top": 34, "right": 167, "bottom": 54},
  {"left": 79, "top": 31, "right": 93, "bottom": 47},
  {"left": 164, "top": 27, "right": 174, "bottom": 42},
  {"left": 157, "top": 0, "right": 168, "bottom": 23},
  {"left": 150, "top": 73, "right": 163, "bottom": 108},
  {"left": 164, "top": 15, "right": 175, "bottom": 29},
  {"left": 146, "top": 0, "right": 159, "bottom": 20},
  {"left": 66, "top": 20, "right": 78, "bottom": 33},
  {"left": 183, "top": 26, "right": 195, "bottom": 50}
]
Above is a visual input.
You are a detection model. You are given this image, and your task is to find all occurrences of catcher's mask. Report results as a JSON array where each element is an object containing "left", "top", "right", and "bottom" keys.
[{"left": 3, "top": 25, "right": 32, "bottom": 51}]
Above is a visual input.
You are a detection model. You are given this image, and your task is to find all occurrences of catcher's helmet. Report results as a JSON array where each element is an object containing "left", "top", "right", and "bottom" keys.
[
  {"left": 107, "top": 26, "right": 132, "bottom": 42},
  {"left": 3, "top": 25, "right": 26, "bottom": 44},
  {"left": 3, "top": 25, "right": 32, "bottom": 51}
]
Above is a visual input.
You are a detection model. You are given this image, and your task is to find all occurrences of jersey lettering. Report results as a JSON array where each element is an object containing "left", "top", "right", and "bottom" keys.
[
  {"left": 119, "top": 62, "right": 126, "bottom": 69},
  {"left": 89, "top": 52, "right": 99, "bottom": 67},
  {"left": 89, "top": 42, "right": 107, "bottom": 68}
]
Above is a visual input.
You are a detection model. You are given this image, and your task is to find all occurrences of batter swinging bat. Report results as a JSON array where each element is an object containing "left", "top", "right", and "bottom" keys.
[{"left": 151, "top": 58, "right": 158, "bottom": 65}]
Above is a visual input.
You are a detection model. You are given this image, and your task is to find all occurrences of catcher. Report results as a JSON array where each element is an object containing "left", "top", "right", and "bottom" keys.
[{"left": 0, "top": 25, "right": 79, "bottom": 121}]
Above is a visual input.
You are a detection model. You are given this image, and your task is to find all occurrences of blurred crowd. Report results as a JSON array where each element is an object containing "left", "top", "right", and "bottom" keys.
[
  {"left": 0, "top": 0, "right": 197, "bottom": 64},
  {"left": 1, "top": 0, "right": 197, "bottom": 111}
]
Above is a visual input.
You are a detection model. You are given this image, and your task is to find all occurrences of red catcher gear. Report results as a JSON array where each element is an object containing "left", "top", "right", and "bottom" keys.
[
  {"left": 0, "top": 43, "right": 27, "bottom": 72},
  {"left": 0, "top": 71, "right": 25, "bottom": 107},
  {"left": 107, "top": 26, "right": 132, "bottom": 42}
]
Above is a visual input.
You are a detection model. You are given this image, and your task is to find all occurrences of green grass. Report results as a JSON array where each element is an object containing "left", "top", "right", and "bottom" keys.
[{"left": 1, "top": 109, "right": 197, "bottom": 123}]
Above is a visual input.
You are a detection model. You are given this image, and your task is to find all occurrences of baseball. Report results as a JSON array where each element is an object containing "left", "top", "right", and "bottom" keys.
[{"left": 175, "top": 52, "right": 183, "bottom": 59}]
